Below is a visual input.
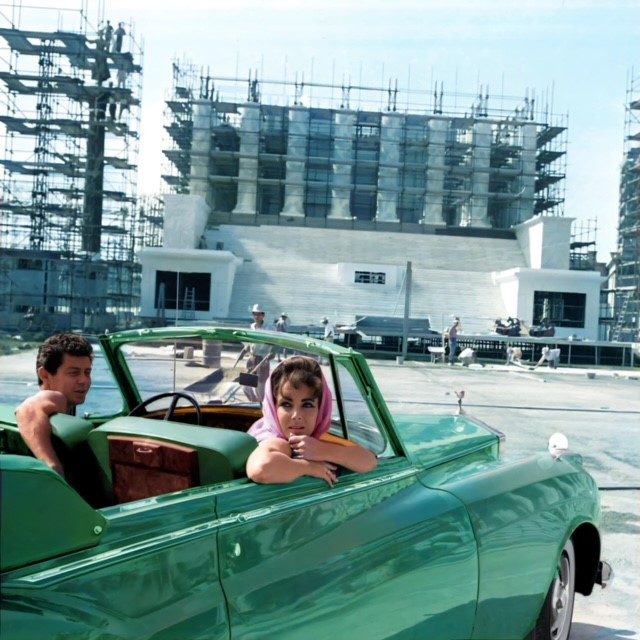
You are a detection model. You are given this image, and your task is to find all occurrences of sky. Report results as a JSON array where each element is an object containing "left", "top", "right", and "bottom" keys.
[{"left": 3, "top": 0, "right": 639, "bottom": 262}]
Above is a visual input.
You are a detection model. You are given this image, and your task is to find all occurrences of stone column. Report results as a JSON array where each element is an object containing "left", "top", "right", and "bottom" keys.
[
  {"left": 422, "top": 118, "right": 447, "bottom": 225},
  {"left": 376, "top": 112, "right": 402, "bottom": 222},
  {"left": 329, "top": 110, "right": 356, "bottom": 219},
  {"left": 518, "top": 123, "right": 537, "bottom": 224},
  {"left": 232, "top": 103, "right": 260, "bottom": 215},
  {"left": 461, "top": 121, "right": 491, "bottom": 227},
  {"left": 280, "top": 107, "right": 309, "bottom": 217},
  {"left": 190, "top": 100, "right": 212, "bottom": 202}
]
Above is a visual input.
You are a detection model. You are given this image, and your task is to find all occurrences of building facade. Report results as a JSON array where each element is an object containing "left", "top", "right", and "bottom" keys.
[
  {"left": 163, "top": 67, "right": 567, "bottom": 233},
  {"left": 142, "top": 66, "right": 612, "bottom": 342}
]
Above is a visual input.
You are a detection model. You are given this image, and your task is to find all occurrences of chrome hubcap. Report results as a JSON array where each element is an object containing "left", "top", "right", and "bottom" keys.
[{"left": 550, "top": 555, "right": 570, "bottom": 638}]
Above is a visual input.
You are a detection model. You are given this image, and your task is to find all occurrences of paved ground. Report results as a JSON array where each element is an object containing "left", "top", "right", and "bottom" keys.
[{"left": 368, "top": 359, "right": 640, "bottom": 639}]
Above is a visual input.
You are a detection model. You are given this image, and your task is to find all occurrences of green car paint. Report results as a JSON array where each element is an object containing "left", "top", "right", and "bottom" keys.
[
  {"left": 215, "top": 459, "right": 478, "bottom": 638},
  {"left": 0, "top": 326, "right": 608, "bottom": 639}
]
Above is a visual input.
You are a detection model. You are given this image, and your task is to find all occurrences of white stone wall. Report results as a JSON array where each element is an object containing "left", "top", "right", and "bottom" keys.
[
  {"left": 138, "top": 247, "right": 242, "bottom": 321},
  {"left": 493, "top": 266, "right": 603, "bottom": 340},
  {"left": 514, "top": 215, "right": 574, "bottom": 269},
  {"left": 163, "top": 194, "right": 210, "bottom": 250},
  {"left": 336, "top": 262, "right": 405, "bottom": 288}
]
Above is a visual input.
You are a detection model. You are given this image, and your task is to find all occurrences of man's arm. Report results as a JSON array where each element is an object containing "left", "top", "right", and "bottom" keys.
[{"left": 15, "top": 391, "right": 68, "bottom": 476}]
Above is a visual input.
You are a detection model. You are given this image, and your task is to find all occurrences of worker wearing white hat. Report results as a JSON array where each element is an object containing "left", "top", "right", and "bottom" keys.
[
  {"left": 239, "top": 303, "right": 274, "bottom": 401},
  {"left": 321, "top": 316, "right": 334, "bottom": 343}
]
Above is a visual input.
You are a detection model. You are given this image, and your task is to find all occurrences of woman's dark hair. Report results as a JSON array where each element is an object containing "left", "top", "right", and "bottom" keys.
[
  {"left": 270, "top": 356, "right": 323, "bottom": 401},
  {"left": 36, "top": 333, "right": 94, "bottom": 385}
]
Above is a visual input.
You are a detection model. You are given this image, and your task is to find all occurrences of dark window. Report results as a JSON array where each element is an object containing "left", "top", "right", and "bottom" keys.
[
  {"left": 397, "top": 193, "right": 424, "bottom": 222},
  {"left": 257, "top": 184, "right": 283, "bottom": 215},
  {"left": 213, "top": 125, "right": 240, "bottom": 152},
  {"left": 304, "top": 187, "right": 331, "bottom": 218},
  {"left": 306, "top": 160, "right": 332, "bottom": 183},
  {"left": 403, "top": 169, "right": 425, "bottom": 189},
  {"left": 402, "top": 144, "right": 427, "bottom": 164},
  {"left": 309, "top": 138, "right": 332, "bottom": 158},
  {"left": 211, "top": 157, "right": 238, "bottom": 177},
  {"left": 213, "top": 184, "right": 237, "bottom": 212},
  {"left": 351, "top": 191, "right": 376, "bottom": 220},
  {"left": 309, "top": 114, "right": 332, "bottom": 136},
  {"left": 353, "top": 138, "right": 379, "bottom": 162},
  {"left": 354, "top": 271, "right": 386, "bottom": 285},
  {"left": 533, "top": 291, "right": 586, "bottom": 328},
  {"left": 261, "top": 133, "right": 287, "bottom": 155},
  {"left": 155, "top": 271, "right": 211, "bottom": 312},
  {"left": 353, "top": 165, "right": 377, "bottom": 186},
  {"left": 259, "top": 160, "right": 285, "bottom": 180},
  {"left": 17, "top": 259, "right": 43, "bottom": 270}
]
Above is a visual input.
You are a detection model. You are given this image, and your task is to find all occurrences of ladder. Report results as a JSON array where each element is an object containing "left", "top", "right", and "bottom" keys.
[
  {"left": 611, "top": 292, "right": 631, "bottom": 342},
  {"left": 181, "top": 287, "right": 196, "bottom": 320}
]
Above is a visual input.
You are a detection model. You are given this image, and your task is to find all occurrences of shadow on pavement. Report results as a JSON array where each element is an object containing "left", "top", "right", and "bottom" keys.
[{"left": 572, "top": 622, "right": 638, "bottom": 639}]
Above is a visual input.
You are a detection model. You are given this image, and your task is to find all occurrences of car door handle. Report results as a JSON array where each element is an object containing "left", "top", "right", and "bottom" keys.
[{"left": 237, "top": 507, "right": 273, "bottom": 522}]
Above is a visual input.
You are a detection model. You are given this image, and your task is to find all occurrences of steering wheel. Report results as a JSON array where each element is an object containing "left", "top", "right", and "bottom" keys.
[{"left": 129, "top": 392, "right": 203, "bottom": 425}]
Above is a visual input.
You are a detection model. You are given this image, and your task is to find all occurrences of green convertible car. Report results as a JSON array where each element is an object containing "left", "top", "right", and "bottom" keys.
[{"left": 0, "top": 327, "right": 611, "bottom": 640}]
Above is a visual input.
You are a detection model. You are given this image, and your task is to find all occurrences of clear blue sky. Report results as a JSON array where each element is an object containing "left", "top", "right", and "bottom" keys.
[{"left": 6, "top": 0, "right": 640, "bottom": 262}]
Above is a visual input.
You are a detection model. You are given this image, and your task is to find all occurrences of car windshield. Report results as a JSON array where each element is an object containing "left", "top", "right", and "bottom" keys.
[
  {"left": 112, "top": 332, "right": 387, "bottom": 455},
  {"left": 120, "top": 335, "right": 321, "bottom": 407}
]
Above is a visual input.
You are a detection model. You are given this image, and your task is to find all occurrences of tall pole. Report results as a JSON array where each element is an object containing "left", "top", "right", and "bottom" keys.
[
  {"left": 175, "top": 271, "right": 180, "bottom": 326},
  {"left": 402, "top": 261, "right": 412, "bottom": 361}
]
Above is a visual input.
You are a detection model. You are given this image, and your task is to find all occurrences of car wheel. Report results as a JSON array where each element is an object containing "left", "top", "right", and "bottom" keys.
[{"left": 526, "top": 539, "right": 576, "bottom": 640}]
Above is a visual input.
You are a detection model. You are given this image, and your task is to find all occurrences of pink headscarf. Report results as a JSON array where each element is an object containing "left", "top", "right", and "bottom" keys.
[{"left": 248, "top": 359, "right": 333, "bottom": 442}]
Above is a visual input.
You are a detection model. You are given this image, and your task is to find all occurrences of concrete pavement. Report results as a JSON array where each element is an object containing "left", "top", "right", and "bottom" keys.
[{"left": 367, "top": 358, "right": 640, "bottom": 639}]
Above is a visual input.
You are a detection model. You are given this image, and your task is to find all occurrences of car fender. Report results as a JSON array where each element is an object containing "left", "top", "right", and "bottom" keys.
[{"left": 421, "top": 452, "right": 601, "bottom": 640}]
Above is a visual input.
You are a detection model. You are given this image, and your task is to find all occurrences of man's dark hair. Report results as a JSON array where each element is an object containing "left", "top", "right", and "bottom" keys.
[{"left": 36, "top": 333, "right": 94, "bottom": 385}]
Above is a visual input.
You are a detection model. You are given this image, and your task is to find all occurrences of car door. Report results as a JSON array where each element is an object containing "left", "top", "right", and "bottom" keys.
[
  {"left": 217, "top": 461, "right": 478, "bottom": 639},
  {"left": 216, "top": 359, "right": 479, "bottom": 640},
  {"left": 1, "top": 480, "right": 231, "bottom": 640}
]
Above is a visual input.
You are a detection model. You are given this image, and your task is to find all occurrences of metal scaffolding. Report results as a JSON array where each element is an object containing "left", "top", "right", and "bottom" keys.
[
  {"left": 162, "top": 61, "right": 568, "bottom": 231},
  {"left": 611, "top": 69, "right": 640, "bottom": 342},
  {"left": 0, "top": 1, "right": 160, "bottom": 332}
]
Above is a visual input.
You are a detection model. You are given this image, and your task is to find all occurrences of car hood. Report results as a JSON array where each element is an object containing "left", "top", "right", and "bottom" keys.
[{"left": 392, "top": 413, "right": 504, "bottom": 469}]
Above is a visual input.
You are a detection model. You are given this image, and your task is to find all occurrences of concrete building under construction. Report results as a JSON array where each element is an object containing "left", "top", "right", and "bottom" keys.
[
  {"left": 141, "top": 61, "right": 611, "bottom": 345},
  {"left": 608, "top": 70, "right": 640, "bottom": 342},
  {"left": 1, "top": 6, "right": 608, "bottom": 345},
  {"left": 0, "top": 2, "right": 160, "bottom": 333},
  {"left": 162, "top": 63, "right": 568, "bottom": 231}
]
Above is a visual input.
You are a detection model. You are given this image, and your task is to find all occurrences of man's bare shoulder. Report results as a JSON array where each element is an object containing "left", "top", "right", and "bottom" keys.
[{"left": 16, "top": 390, "right": 67, "bottom": 416}]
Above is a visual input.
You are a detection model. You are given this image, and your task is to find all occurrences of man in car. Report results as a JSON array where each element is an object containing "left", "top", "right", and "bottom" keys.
[{"left": 16, "top": 333, "right": 94, "bottom": 477}]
